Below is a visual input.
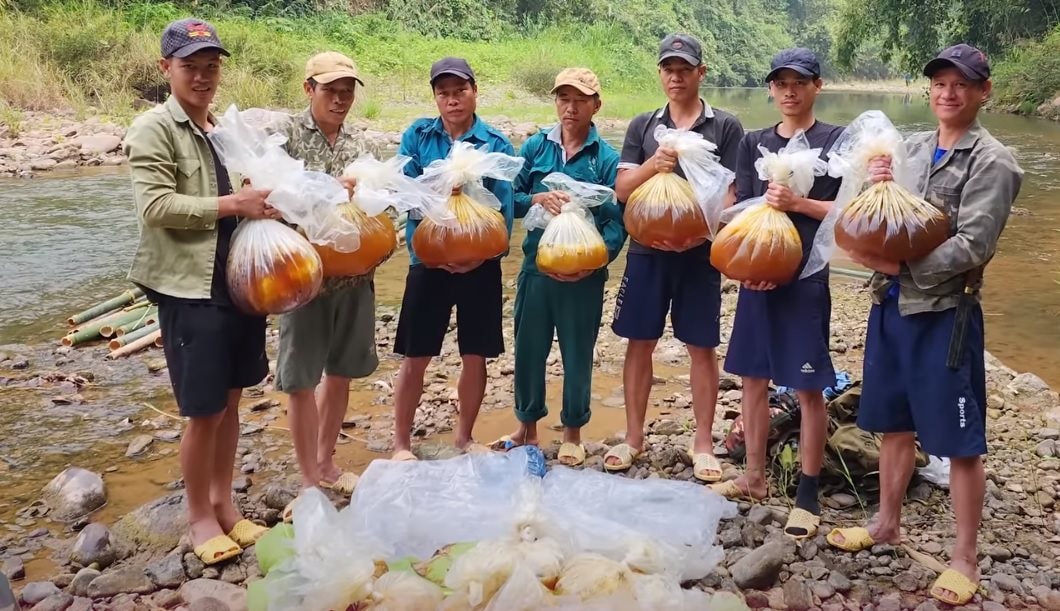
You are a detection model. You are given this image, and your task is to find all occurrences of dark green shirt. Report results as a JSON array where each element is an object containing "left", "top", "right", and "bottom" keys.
[{"left": 513, "top": 124, "right": 626, "bottom": 276}]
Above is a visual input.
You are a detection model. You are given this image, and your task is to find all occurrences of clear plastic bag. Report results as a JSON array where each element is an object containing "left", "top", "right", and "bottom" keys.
[
  {"left": 710, "top": 130, "right": 826, "bottom": 284},
  {"left": 623, "top": 125, "right": 735, "bottom": 249},
  {"left": 226, "top": 219, "right": 323, "bottom": 315},
  {"left": 554, "top": 552, "right": 635, "bottom": 601},
  {"left": 801, "top": 110, "right": 943, "bottom": 278},
  {"left": 411, "top": 141, "right": 524, "bottom": 267},
  {"left": 483, "top": 563, "right": 556, "bottom": 611},
  {"left": 525, "top": 172, "right": 612, "bottom": 275},
  {"left": 364, "top": 570, "right": 445, "bottom": 611}
]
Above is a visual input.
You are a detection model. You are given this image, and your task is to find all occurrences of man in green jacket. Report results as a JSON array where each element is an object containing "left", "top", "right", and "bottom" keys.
[
  {"left": 492, "top": 68, "right": 626, "bottom": 465},
  {"left": 124, "top": 18, "right": 276, "bottom": 565}
]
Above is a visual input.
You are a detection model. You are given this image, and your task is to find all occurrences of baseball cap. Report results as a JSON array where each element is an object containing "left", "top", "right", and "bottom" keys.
[
  {"left": 305, "top": 51, "right": 364, "bottom": 86},
  {"left": 923, "top": 43, "right": 991, "bottom": 81},
  {"left": 550, "top": 67, "right": 601, "bottom": 96},
  {"left": 161, "top": 18, "right": 229, "bottom": 59},
  {"left": 430, "top": 57, "right": 476, "bottom": 85},
  {"left": 765, "top": 48, "right": 821, "bottom": 82},
  {"left": 658, "top": 34, "right": 702, "bottom": 66}
]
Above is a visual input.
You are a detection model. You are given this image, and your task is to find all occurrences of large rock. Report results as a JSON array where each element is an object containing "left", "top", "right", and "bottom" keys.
[
  {"left": 1, "top": 555, "right": 25, "bottom": 579},
  {"left": 731, "top": 541, "right": 787, "bottom": 590},
  {"left": 68, "top": 567, "right": 100, "bottom": 597},
  {"left": 20, "top": 581, "right": 61, "bottom": 605},
  {"left": 29, "top": 593, "right": 73, "bottom": 611},
  {"left": 146, "top": 550, "right": 187, "bottom": 589},
  {"left": 1008, "top": 372, "right": 1051, "bottom": 395},
  {"left": 179, "top": 579, "right": 247, "bottom": 611},
  {"left": 77, "top": 134, "right": 122, "bottom": 156},
  {"left": 112, "top": 494, "right": 187, "bottom": 553},
  {"left": 782, "top": 577, "right": 814, "bottom": 611},
  {"left": 86, "top": 566, "right": 155, "bottom": 598},
  {"left": 69, "top": 523, "right": 116, "bottom": 569},
  {"left": 41, "top": 468, "right": 106, "bottom": 522}
]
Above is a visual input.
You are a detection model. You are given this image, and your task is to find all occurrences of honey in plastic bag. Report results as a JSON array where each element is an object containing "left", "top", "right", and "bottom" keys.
[
  {"left": 226, "top": 220, "right": 323, "bottom": 316},
  {"left": 526, "top": 172, "right": 613, "bottom": 275},
  {"left": 834, "top": 180, "right": 949, "bottom": 261},
  {"left": 311, "top": 204, "right": 396, "bottom": 277}
]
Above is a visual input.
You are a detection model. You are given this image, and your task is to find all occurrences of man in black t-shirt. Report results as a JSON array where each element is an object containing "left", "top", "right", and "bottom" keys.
[{"left": 711, "top": 49, "right": 844, "bottom": 541}]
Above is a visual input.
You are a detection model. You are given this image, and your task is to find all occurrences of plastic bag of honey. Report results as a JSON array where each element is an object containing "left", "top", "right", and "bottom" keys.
[
  {"left": 226, "top": 220, "right": 323, "bottom": 315},
  {"left": 524, "top": 172, "right": 613, "bottom": 276},
  {"left": 801, "top": 110, "right": 941, "bottom": 279},
  {"left": 622, "top": 125, "right": 735, "bottom": 250},
  {"left": 710, "top": 131, "right": 827, "bottom": 284},
  {"left": 411, "top": 141, "right": 524, "bottom": 268}
]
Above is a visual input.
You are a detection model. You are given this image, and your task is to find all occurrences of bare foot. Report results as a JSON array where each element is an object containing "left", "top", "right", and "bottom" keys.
[
  {"left": 213, "top": 502, "right": 246, "bottom": 536},
  {"left": 189, "top": 516, "right": 226, "bottom": 549},
  {"left": 933, "top": 556, "right": 979, "bottom": 605},
  {"left": 496, "top": 423, "right": 539, "bottom": 449},
  {"left": 726, "top": 474, "right": 769, "bottom": 501},
  {"left": 318, "top": 461, "right": 343, "bottom": 485}
]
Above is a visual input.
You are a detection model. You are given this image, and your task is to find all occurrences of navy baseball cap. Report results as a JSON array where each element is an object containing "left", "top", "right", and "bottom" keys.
[
  {"left": 658, "top": 34, "right": 703, "bottom": 66},
  {"left": 161, "top": 18, "right": 229, "bottom": 59},
  {"left": 923, "top": 44, "right": 990, "bottom": 81},
  {"left": 430, "top": 57, "right": 476, "bottom": 85},
  {"left": 766, "top": 48, "right": 821, "bottom": 82}
]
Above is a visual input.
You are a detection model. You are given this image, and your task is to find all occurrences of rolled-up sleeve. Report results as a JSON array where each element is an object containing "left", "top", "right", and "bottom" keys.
[
  {"left": 125, "top": 118, "right": 219, "bottom": 230},
  {"left": 907, "top": 148, "right": 1023, "bottom": 288}
]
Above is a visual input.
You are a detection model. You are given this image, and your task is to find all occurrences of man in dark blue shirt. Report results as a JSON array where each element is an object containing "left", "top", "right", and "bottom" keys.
[{"left": 712, "top": 49, "right": 844, "bottom": 542}]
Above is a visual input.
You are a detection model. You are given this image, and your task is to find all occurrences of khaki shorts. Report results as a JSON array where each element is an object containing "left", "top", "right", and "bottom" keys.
[{"left": 275, "top": 281, "right": 379, "bottom": 392}]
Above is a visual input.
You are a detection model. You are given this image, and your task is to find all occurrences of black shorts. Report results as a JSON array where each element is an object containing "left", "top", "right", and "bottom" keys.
[
  {"left": 158, "top": 300, "right": 268, "bottom": 418},
  {"left": 394, "top": 260, "right": 504, "bottom": 358}
]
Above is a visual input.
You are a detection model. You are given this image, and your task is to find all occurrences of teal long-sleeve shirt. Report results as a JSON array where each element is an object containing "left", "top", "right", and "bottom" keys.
[
  {"left": 513, "top": 124, "right": 626, "bottom": 275},
  {"left": 398, "top": 115, "right": 516, "bottom": 267}
]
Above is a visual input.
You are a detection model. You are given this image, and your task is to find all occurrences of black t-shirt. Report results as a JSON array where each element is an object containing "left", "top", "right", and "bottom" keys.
[{"left": 734, "top": 120, "right": 844, "bottom": 281}]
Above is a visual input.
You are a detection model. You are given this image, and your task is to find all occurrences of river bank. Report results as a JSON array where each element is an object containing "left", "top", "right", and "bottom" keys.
[{"left": 3, "top": 273, "right": 1060, "bottom": 610}]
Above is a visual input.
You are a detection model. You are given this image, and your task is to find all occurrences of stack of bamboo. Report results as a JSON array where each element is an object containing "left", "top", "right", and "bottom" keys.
[{"left": 62, "top": 288, "right": 163, "bottom": 358}]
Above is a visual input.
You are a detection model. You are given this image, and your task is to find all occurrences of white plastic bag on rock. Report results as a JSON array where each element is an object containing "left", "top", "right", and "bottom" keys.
[
  {"left": 541, "top": 466, "right": 737, "bottom": 580},
  {"left": 345, "top": 447, "right": 541, "bottom": 560},
  {"left": 525, "top": 172, "right": 612, "bottom": 275},
  {"left": 554, "top": 552, "right": 635, "bottom": 601},
  {"left": 364, "top": 570, "right": 444, "bottom": 611},
  {"left": 483, "top": 563, "right": 556, "bottom": 611}
]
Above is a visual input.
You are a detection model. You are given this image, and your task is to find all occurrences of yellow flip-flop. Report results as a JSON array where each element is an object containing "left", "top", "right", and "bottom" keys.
[
  {"left": 194, "top": 534, "right": 242, "bottom": 565},
  {"left": 783, "top": 508, "right": 820, "bottom": 540},
  {"left": 708, "top": 479, "right": 761, "bottom": 502},
  {"left": 603, "top": 443, "right": 641, "bottom": 472},
  {"left": 557, "top": 442, "right": 586, "bottom": 467},
  {"left": 930, "top": 569, "right": 980, "bottom": 605},
  {"left": 320, "top": 472, "right": 360, "bottom": 496},
  {"left": 826, "top": 526, "right": 875, "bottom": 552},
  {"left": 226, "top": 519, "right": 268, "bottom": 548},
  {"left": 687, "top": 449, "right": 722, "bottom": 482}
]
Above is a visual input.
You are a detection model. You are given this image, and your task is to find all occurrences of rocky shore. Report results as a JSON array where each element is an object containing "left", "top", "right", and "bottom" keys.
[{"left": 2, "top": 275, "right": 1060, "bottom": 610}]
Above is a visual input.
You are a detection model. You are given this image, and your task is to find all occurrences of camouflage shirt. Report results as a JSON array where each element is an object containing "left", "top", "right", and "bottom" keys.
[
  {"left": 867, "top": 120, "right": 1024, "bottom": 314},
  {"left": 282, "top": 108, "right": 388, "bottom": 292}
]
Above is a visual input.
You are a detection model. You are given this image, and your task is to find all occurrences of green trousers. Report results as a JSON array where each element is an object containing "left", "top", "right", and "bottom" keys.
[{"left": 513, "top": 271, "right": 605, "bottom": 428}]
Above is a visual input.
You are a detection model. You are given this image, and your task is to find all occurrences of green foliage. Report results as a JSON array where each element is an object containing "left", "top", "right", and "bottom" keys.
[
  {"left": 992, "top": 24, "right": 1060, "bottom": 110},
  {"left": 510, "top": 49, "right": 564, "bottom": 96}
]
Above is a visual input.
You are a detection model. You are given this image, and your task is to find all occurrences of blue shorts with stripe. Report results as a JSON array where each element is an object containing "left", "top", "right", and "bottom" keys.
[
  {"left": 857, "top": 295, "right": 987, "bottom": 458},
  {"left": 724, "top": 279, "right": 836, "bottom": 390}
]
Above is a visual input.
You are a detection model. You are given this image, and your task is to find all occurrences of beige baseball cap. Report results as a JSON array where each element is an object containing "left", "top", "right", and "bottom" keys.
[
  {"left": 305, "top": 51, "right": 364, "bottom": 86},
  {"left": 550, "top": 67, "right": 601, "bottom": 96}
]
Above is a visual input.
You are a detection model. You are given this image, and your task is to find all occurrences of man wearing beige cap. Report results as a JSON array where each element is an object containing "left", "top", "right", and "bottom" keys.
[
  {"left": 489, "top": 67, "right": 625, "bottom": 466},
  {"left": 275, "top": 51, "right": 383, "bottom": 519}
]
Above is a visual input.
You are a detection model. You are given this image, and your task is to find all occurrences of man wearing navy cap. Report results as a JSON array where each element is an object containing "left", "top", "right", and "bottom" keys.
[
  {"left": 713, "top": 48, "right": 844, "bottom": 543},
  {"left": 826, "top": 44, "right": 1023, "bottom": 606}
]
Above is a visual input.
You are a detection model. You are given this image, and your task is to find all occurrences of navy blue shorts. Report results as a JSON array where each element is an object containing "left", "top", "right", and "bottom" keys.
[
  {"left": 724, "top": 279, "right": 835, "bottom": 390},
  {"left": 611, "top": 247, "right": 721, "bottom": 348},
  {"left": 857, "top": 296, "right": 987, "bottom": 458}
]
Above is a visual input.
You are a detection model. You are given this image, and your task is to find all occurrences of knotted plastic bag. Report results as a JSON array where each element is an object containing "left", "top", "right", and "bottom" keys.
[
  {"left": 364, "top": 570, "right": 445, "bottom": 611},
  {"left": 525, "top": 172, "right": 612, "bottom": 275},
  {"left": 623, "top": 125, "right": 734, "bottom": 249},
  {"left": 411, "top": 141, "right": 524, "bottom": 267},
  {"left": 710, "top": 130, "right": 827, "bottom": 284},
  {"left": 801, "top": 110, "right": 942, "bottom": 278}
]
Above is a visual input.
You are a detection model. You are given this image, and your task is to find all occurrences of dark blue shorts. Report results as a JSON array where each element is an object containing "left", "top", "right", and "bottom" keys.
[
  {"left": 724, "top": 279, "right": 835, "bottom": 390},
  {"left": 611, "top": 247, "right": 721, "bottom": 348},
  {"left": 857, "top": 296, "right": 987, "bottom": 458}
]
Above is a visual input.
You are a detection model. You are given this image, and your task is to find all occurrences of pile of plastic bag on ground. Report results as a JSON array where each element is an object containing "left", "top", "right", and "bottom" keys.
[
  {"left": 248, "top": 447, "right": 739, "bottom": 610},
  {"left": 411, "top": 142, "right": 523, "bottom": 267},
  {"left": 710, "top": 130, "right": 826, "bottom": 284},
  {"left": 801, "top": 110, "right": 947, "bottom": 278},
  {"left": 525, "top": 172, "right": 612, "bottom": 275},
  {"left": 622, "top": 126, "right": 735, "bottom": 249}
]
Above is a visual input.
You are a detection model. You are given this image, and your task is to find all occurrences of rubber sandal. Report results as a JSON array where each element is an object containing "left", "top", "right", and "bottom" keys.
[
  {"left": 226, "top": 519, "right": 268, "bottom": 547},
  {"left": 826, "top": 526, "right": 875, "bottom": 552},
  {"left": 687, "top": 450, "right": 722, "bottom": 482},
  {"left": 930, "top": 568, "right": 980, "bottom": 605},
  {"left": 489, "top": 435, "right": 522, "bottom": 451},
  {"left": 783, "top": 508, "right": 821, "bottom": 540},
  {"left": 603, "top": 443, "right": 640, "bottom": 472},
  {"left": 320, "top": 472, "right": 360, "bottom": 496},
  {"left": 557, "top": 443, "right": 586, "bottom": 467},
  {"left": 391, "top": 450, "right": 418, "bottom": 461},
  {"left": 194, "top": 534, "right": 242, "bottom": 565},
  {"left": 708, "top": 479, "right": 760, "bottom": 502}
]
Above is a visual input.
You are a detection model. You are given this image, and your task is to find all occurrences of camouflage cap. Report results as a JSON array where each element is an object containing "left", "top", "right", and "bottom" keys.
[
  {"left": 161, "top": 18, "right": 229, "bottom": 59},
  {"left": 550, "top": 67, "right": 601, "bottom": 96}
]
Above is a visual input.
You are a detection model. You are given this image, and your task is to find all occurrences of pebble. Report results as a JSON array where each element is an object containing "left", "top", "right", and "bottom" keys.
[
  {"left": 20, "top": 581, "right": 61, "bottom": 605},
  {"left": 29, "top": 593, "right": 73, "bottom": 611},
  {"left": 782, "top": 577, "right": 814, "bottom": 611},
  {"left": 86, "top": 566, "right": 156, "bottom": 597},
  {"left": 828, "top": 571, "right": 853, "bottom": 592},
  {"left": 125, "top": 434, "right": 154, "bottom": 457},
  {"left": 730, "top": 541, "right": 787, "bottom": 590},
  {"left": 69, "top": 567, "right": 100, "bottom": 597},
  {"left": 1, "top": 555, "right": 25, "bottom": 579}
]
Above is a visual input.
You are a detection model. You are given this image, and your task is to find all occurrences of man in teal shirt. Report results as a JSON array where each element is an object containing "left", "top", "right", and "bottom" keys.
[
  {"left": 391, "top": 57, "right": 516, "bottom": 459},
  {"left": 491, "top": 68, "right": 625, "bottom": 466}
]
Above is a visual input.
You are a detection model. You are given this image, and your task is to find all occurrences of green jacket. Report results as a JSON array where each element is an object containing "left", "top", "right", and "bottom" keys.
[
  {"left": 124, "top": 96, "right": 229, "bottom": 300},
  {"left": 513, "top": 124, "right": 626, "bottom": 276}
]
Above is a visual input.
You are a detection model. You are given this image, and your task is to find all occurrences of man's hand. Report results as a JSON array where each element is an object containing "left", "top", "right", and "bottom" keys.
[
  {"left": 222, "top": 186, "right": 280, "bottom": 220},
  {"left": 441, "top": 260, "right": 484, "bottom": 274},
  {"left": 848, "top": 250, "right": 901, "bottom": 276},
  {"left": 652, "top": 146, "right": 678, "bottom": 174},
  {"left": 743, "top": 281, "right": 777, "bottom": 291},
  {"left": 546, "top": 270, "right": 594, "bottom": 283},
  {"left": 340, "top": 176, "right": 357, "bottom": 198},
  {"left": 532, "top": 191, "right": 571, "bottom": 216},
  {"left": 867, "top": 155, "right": 894, "bottom": 183},
  {"left": 765, "top": 183, "right": 802, "bottom": 213},
  {"left": 653, "top": 236, "right": 706, "bottom": 252}
]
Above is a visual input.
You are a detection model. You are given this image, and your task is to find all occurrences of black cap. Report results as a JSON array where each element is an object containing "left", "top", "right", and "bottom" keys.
[
  {"left": 430, "top": 57, "right": 476, "bottom": 85},
  {"left": 658, "top": 34, "right": 702, "bottom": 66},
  {"left": 765, "top": 47, "right": 821, "bottom": 82},
  {"left": 923, "top": 44, "right": 990, "bottom": 81},
  {"left": 161, "top": 18, "right": 229, "bottom": 59}
]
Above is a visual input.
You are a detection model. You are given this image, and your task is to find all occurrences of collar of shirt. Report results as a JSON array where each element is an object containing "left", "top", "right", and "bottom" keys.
[
  {"left": 426, "top": 114, "right": 492, "bottom": 144},
  {"left": 297, "top": 107, "right": 349, "bottom": 141},
  {"left": 546, "top": 123, "right": 601, "bottom": 163},
  {"left": 926, "top": 119, "right": 984, "bottom": 174},
  {"left": 164, "top": 96, "right": 217, "bottom": 132},
  {"left": 656, "top": 98, "right": 715, "bottom": 129}
]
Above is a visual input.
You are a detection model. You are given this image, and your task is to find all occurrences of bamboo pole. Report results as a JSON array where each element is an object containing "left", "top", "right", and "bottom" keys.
[
  {"left": 108, "top": 322, "right": 160, "bottom": 351},
  {"left": 107, "top": 329, "right": 161, "bottom": 359},
  {"left": 71, "top": 300, "right": 149, "bottom": 335},
  {"left": 115, "top": 307, "right": 158, "bottom": 336},
  {"left": 100, "top": 308, "right": 156, "bottom": 338},
  {"left": 67, "top": 288, "right": 144, "bottom": 326}
]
